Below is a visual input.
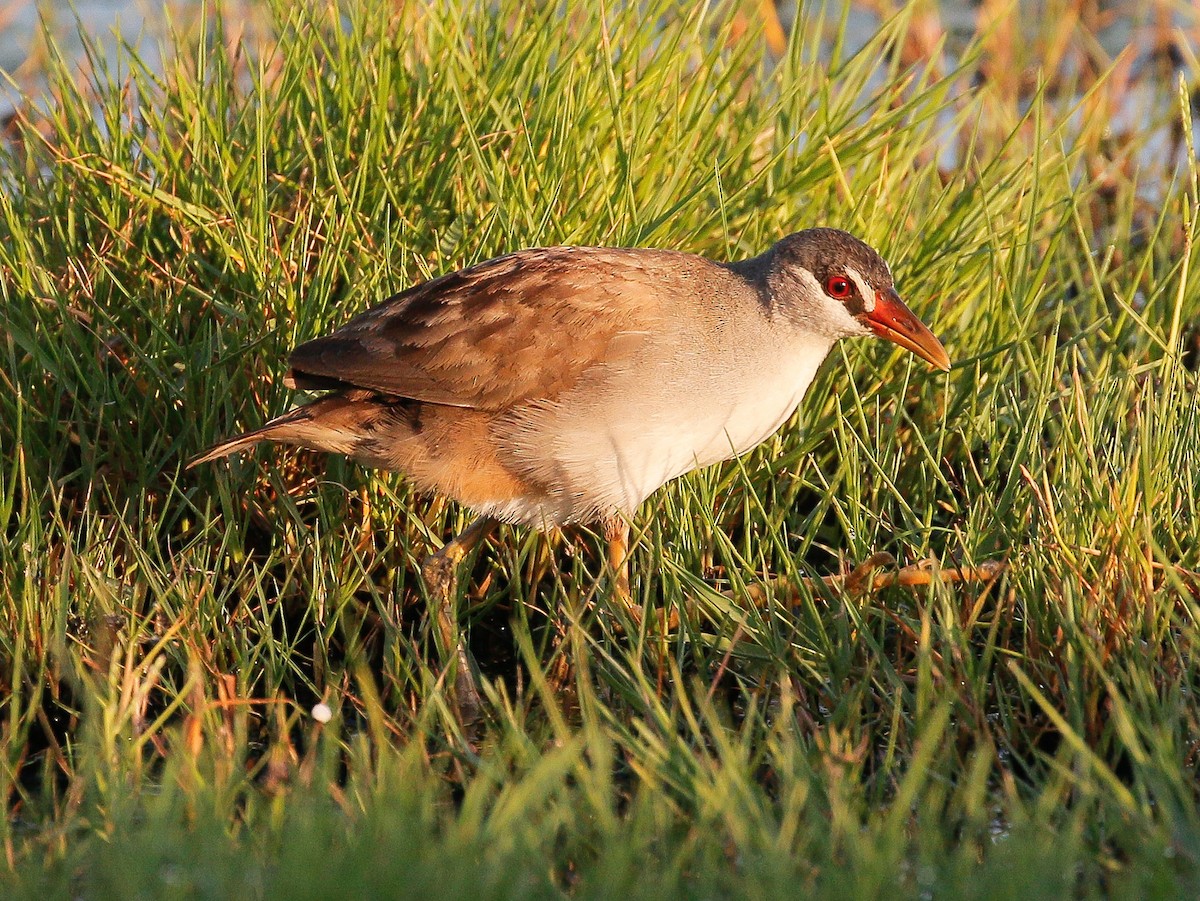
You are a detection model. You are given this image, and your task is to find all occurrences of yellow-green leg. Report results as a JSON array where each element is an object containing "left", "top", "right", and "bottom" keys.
[
  {"left": 602, "top": 515, "right": 634, "bottom": 615},
  {"left": 420, "top": 516, "right": 498, "bottom": 723}
]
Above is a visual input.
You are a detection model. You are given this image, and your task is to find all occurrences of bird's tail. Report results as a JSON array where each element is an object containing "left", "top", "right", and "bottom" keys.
[
  {"left": 186, "top": 406, "right": 316, "bottom": 470},
  {"left": 187, "top": 390, "right": 404, "bottom": 470}
]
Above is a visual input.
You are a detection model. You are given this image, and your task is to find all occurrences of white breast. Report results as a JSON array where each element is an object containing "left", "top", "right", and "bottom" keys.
[{"left": 499, "top": 324, "right": 834, "bottom": 522}]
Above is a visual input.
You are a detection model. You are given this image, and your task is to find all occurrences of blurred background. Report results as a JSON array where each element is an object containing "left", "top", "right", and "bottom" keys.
[{"left": 3, "top": 1, "right": 1197, "bottom": 174}]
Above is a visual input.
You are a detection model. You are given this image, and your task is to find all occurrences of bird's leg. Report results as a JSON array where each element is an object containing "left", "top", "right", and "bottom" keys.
[
  {"left": 602, "top": 514, "right": 636, "bottom": 618},
  {"left": 420, "top": 515, "right": 498, "bottom": 723}
]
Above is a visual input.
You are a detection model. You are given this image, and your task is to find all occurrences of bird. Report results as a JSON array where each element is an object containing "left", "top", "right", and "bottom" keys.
[{"left": 191, "top": 228, "right": 950, "bottom": 717}]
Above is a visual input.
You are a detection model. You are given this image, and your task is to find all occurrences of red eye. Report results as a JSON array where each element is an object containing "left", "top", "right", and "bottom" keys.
[{"left": 826, "top": 276, "right": 852, "bottom": 299}]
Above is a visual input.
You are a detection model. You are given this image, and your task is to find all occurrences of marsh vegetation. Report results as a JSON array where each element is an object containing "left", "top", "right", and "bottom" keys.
[{"left": 2, "top": 1, "right": 1199, "bottom": 896}]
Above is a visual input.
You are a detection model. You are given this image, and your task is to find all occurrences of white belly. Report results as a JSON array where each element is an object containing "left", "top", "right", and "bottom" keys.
[{"left": 499, "top": 329, "right": 834, "bottom": 522}]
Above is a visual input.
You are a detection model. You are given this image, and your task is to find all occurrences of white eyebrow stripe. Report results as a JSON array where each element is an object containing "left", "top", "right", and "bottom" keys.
[
  {"left": 793, "top": 265, "right": 823, "bottom": 295},
  {"left": 845, "top": 266, "right": 876, "bottom": 312}
]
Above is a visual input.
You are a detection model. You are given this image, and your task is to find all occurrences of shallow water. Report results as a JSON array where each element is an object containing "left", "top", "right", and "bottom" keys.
[{"left": 0, "top": 0, "right": 173, "bottom": 119}]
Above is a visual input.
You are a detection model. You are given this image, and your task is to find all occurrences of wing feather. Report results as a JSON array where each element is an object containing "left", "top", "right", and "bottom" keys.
[{"left": 286, "top": 247, "right": 674, "bottom": 410}]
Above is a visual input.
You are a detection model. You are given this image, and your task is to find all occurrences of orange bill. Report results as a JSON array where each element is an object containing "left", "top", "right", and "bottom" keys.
[{"left": 863, "top": 288, "right": 951, "bottom": 372}]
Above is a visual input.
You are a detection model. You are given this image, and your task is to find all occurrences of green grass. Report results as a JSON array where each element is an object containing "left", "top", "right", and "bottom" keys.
[{"left": 2, "top": 0, "right": 1200, "bottom": 896}]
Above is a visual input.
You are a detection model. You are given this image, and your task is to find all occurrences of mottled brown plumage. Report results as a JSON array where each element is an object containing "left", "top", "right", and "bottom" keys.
[
  {"left": 284, "top": 246, "right": 672, "bottom": 409},
  {"left": 193, "top": 244, "right": 767, "bottom": 524}
]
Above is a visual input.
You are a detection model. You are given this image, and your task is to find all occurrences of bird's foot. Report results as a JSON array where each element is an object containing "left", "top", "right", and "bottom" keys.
[
  {"left": 421, "top": 549, "right": 485, "bottom": 729},
  {"left": 449, "top": 642, "right": 484, "bottom": 728}
]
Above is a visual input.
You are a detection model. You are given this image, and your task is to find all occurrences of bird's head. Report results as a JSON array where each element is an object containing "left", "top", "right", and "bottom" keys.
[{"left": 765, "top": 227, "right": 950, "bottom": 371}]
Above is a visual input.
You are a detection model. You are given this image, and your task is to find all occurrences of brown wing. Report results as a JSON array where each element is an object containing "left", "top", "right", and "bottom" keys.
[{"left": 286, "top": 246, "right": 673, "bottom": 410}]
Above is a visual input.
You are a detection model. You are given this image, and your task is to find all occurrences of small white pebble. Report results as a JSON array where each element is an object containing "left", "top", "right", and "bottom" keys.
[{"left": 311, "top": 703, "right": 332, "bottom": 724}]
